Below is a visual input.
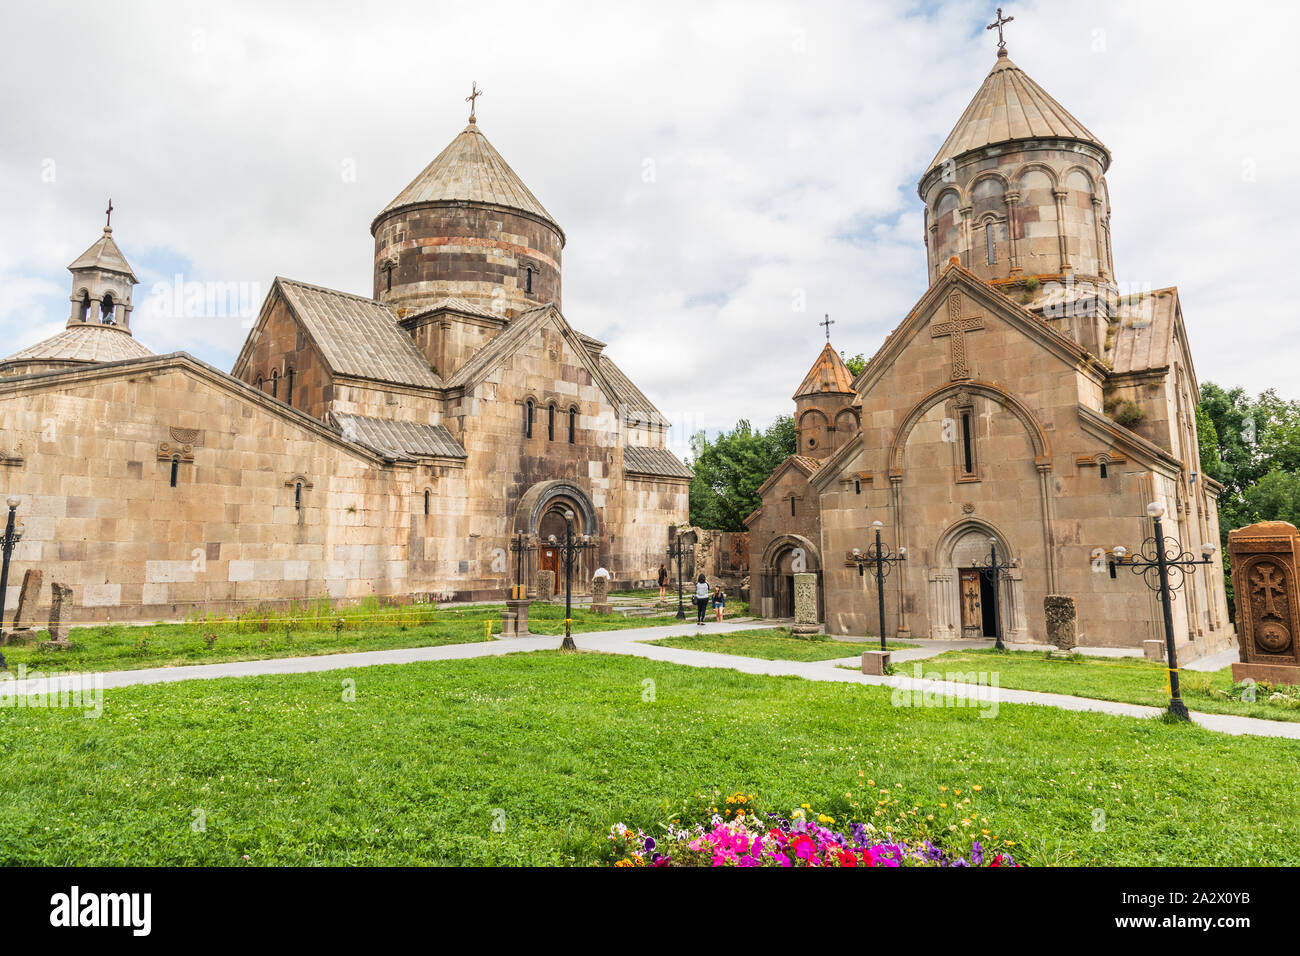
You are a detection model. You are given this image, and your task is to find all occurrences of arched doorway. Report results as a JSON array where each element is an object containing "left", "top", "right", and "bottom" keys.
[
  {"left": 513, "top": 480, "right": 600, "bottom": 597},
  {"left": 930, "top": 521, "right": 1026, "bottom": 641},
  {"left": 759, "top": 534, "right": 822, "bottom": 620}
]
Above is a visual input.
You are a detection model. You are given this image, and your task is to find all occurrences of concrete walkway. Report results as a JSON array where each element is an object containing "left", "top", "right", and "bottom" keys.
[{"left": 2, "top": 619, "right": 1291, "bottom": 740}]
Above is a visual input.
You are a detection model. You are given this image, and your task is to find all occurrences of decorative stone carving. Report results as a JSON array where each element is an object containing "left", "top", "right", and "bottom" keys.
[
  {"left": 1044, "top": 594, "right": 1076, "bottom": 651},
  {"left": 156, "top": 441, "right": 194, "bottom": 462},
  {"left": 590, "top": 575, "right": 611, "bottom": 615},
  {"left": 790, "top": 571, "right": 820, "bottom": 637},
  {"left": 169, "top": 426, "right": 201, "bottom": 445},
  {"left": 537, "top": 570, "right": 556, "bottom": 603},
  {"left": 1229, "top": 521, "right": 1300, "bottom": 684}
]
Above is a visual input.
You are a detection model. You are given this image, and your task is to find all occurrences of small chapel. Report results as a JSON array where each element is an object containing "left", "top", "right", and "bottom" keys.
[
  {"left": 748, "top": 31, "right": 1232, "bottom": 655},
  {"left": 0, "top": 95, "right": 689, "bottom": 622}
]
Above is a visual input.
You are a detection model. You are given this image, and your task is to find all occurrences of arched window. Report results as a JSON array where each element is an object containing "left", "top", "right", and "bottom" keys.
[
  {"left": 100, "top": 293, "right": 115, "bottom": 325},
  {"left": 424, "top": 489, "right": 430, "bottom": 515},
  {"left": 548, "top": 403, "right": 555, "bottom": 441},
  {"left": 985, "top": 222, "right": 996, "bottom": 264},
  {"left": 568, "top": 408, "right": 576, "bottom": 444},
  {"left": 285, "top": 368, "right": 295, "bottom": 408},
  {"left": 271, "top": 369, "right": 279, "bottom": 399},
  {"left": 524, "top": 400, "right": 534, "bottom": 438},
  {"left": 525, "top": 266, "right": 533, "bottom": 294},
  {"left": 169, "top": 456, "right": 179, "bottom": 488},
  {"left": 256, "top": 375, "right": 264, "bottom": 391},
  {"left": 78, "top": 292, "right": 90, "bottom": 323},
  {"left": 294, "top": 481, "right": 302, "bottom": 510},
  {"left": 383, "top": 260, "right": 395, "bottom": 293}
]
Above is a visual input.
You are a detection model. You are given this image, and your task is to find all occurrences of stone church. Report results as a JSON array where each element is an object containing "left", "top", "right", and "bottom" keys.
[
  {"left": 0, "top": 109, "right": 689, "bottom": 622},
  {"left": 749, "top": 42, "right": 1231, "bottom": 654}
]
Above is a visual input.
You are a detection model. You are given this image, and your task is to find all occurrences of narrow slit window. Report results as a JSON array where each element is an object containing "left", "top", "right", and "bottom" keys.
[
  {"left": 855, "top": 479, "right": 861, "bottom": 495},
  {"left": 568, "top": 408, "right": 576, "bottom": 444},
  {"left": 424, "top": 489, "right": 430, "bottom": 515},
  {"left": 525, "top": 400, "right": 534, "bottom": 438},
  {"left": 169, "top": 456, "right": 179, "bottom": 488},
  {"left": 1099, "top": 462, "right": 1109, "bottom": 479},
  {"left": 525, "top": 266, "right": 533, "bottom": 294},
  {"left": 548, "top": 404, "right": 555, "bottom": 441},
  {"left": 959, "top": 408, "right": 975, "bottom": 477},
  {"left": 286, "top": 369, "right": 295, "bottom": 408},
  {"left": 790, "top": 498, "right": 796, "bottom": 517},
  {"left": 294, "top": 481, "right": 302, "bottom": 510},
  {"left": 985, "top": 222, "right": 996, "bottom": 264},
  {"left": 271, "top": 369, "right": 279, "bottom": 399}
]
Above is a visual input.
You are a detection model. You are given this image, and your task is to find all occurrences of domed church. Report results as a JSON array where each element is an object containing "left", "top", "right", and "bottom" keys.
[
  {"left": 0, "top": 103, "right": 689, "bottom": 622},
  {"left": 750, "top": 30, "right": 1231, "bottom": 655}
]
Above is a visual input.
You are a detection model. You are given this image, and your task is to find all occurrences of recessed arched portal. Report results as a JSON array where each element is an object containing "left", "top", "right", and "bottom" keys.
[
  {"left": 758, "top": 533, "right": 822, "bottom": 620},
  {"left": 929, "top": 518, "right": 1027, "bottom": 642},
  {"left": 513, "top": 480, "right": 600, "bottom": 597}
]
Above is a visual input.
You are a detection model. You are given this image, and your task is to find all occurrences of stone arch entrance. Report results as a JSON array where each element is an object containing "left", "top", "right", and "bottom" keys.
[
  {"left": 759, "top": 534, "right": 822, "bottom": 620},
  {"left": 928, "top": 520, "right": 1026, "bottom": 641},
  {"left": 513, "top": 480, "right": 600, "bottom": 597}
]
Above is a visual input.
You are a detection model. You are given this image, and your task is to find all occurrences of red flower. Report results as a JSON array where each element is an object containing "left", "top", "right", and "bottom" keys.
[
  {"left": 990, "top": 854, "right": 1003, "bottom": 867},
  {"left": 838, "top": 850, "right": 858, "bottom": 867}
]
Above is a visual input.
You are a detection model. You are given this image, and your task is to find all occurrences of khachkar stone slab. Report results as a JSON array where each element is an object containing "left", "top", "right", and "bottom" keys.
[
  {"left": 1229, "top": 521, "right": 1300, "bottom": 685},
  {"left": 501, "top": 598, "right": 532, "bottom": 637},
  {"left": 1044, "top": 594, "right": 1076, "bottom": 655},
  {"left": 13, "top": 568, "right": 42, "bottom": 631},
  {"left": 590, "top": 575, "right": 611, "bottom": 615},
  {"left": 790, "top": 572, "right": 820, "bottom": 637},
  {"left": 537, "top": 570, "right": 556, "bottom": 603},
  {"left": 45, "top": 582, "right": 73, "bottom": 648}
]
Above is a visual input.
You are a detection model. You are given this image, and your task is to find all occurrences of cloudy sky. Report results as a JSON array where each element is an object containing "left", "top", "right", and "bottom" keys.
[{"left": 2, "top": 0, "right": 1296, "bottom": 455}]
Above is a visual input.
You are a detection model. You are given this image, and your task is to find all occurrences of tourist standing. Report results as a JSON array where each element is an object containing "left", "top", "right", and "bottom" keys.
[
  {"left": 657, "top": 564, "right": 668, "bottom": 602},
  {"left": 712, "top": 585, "right": 726, "bottom": 623},
  {"left": 694, "top": 573, "right": 710, "bottom": 625}
]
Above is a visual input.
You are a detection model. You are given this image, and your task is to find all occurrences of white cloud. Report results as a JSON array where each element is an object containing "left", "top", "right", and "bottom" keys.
[{"left": 1, "top": 0, "right": 1295, "bottom": 437}]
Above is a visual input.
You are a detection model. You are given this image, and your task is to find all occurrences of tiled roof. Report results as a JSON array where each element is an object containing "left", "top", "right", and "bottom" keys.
[
  {"left": 789, "top": 455, "right": 822, "bottom": 475},
  {"left": 1110, "top": 288, "right": 1179, "bottom": 375},
  {"left": 624, "top": 445, "right": 692, "bottom": 479},
  {"left": 276, "top": 278, "right": 443, "bottom": 388},
  {"left": 406, "top": 295, "right": 503, "bottom": 322},
  {"left": 331, "top": 412, "right": 466, "bottom": 460},
  {"left": 926, "top": 52, "right": 1108, "bottom": 179},
  {"left": 374, "top": 122, "right": 560, "bottom": 234},
  {"left": 0, "top": 323, "right": 152, "bottom": 369},
  {"left": 68, "top": 228, "right": 137, "bottom": 281},
  {"left": 793, "top": 343, "right": 856, "bottom": 399}
]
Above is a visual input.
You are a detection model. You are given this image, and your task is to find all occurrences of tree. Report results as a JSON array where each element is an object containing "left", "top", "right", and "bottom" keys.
[
  {"left": 842, "top": 352, "right": 867, "bottom": 377},
  {"left": 687, "top": 416, "right": 796, "bottom": 531}
]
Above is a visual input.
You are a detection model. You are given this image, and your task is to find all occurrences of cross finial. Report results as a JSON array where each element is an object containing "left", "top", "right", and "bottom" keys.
[
  {"left": 986, "top": 7, "right": 1014, "bottom": 55},
  {"left": 466, "top": 82, "right": 483, "bottom": 123},
  {"left": 104, "top": 198, "right": 114, "bottom": 231},
  {"left": 819, "top": 314, "right": 835, "bottom": 342}
]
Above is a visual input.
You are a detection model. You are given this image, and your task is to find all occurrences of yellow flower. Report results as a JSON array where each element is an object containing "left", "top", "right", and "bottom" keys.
[
  {"left": 938, "top": 786, "right": 948, "bottom": 792},
  {"left": 972, "top": 785, "right": 982, "bottom": 792},
  {"left": 614, "top": 859, "right": 634, "bottom": 867},
  {"left": 939, "top": 803, "right": 947, "bottom": 809},
  {"left": 801, "top": 803, "right": 810, "bottom": 810}
]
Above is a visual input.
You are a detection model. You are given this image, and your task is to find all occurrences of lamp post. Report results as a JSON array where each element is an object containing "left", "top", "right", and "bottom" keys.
[
  {"left": 851, "top": 520, "right": 906, "bottom": 651},
  {"left": 549, "top": 509, "right": 595, "bottom": 651},
  {"left": 509, "top": 530, "right": 533, "bottom": 600},
  {"left": 667, "top": 534, "right": 687, "bottom": 621},
  {"left": 1109, "top": 500, "right": 1216, "bottom": 721},
  {"left": 973, "top": 538, "right": 1016, "bottom": 651},
  {"left": 0, "top": 497, "right": 23, "bottom": 632}
]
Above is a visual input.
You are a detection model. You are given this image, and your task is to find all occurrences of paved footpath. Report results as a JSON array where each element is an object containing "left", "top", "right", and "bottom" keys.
[{"left": 3, "top": 621, "right": 1295, "bottom": 741}]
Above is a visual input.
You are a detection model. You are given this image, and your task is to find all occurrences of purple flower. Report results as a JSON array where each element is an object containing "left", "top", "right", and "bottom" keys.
[
  {"left": 644, "top": 837, "right": 657, "bottom": 852},
  {"left": 971, "top": 840, "right": 984, "bottom": 866}
]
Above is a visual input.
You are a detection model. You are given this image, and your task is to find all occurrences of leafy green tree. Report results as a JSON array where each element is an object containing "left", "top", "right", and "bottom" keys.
[
  {"left": 842, "top": 352, "right": 867, "bottom": 377},
  {"left": 688, "top": 416, "right": 796, "bottom": 531}
]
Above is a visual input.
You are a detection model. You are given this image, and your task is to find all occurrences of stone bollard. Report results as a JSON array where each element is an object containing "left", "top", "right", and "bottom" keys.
[
  {"left": 46, "top": 582, "right": 73, "bottom": 648},
  {"left": 1143, "top": 639, "right": 1166, "bottom": 662},
  {"left": 861, "top": 650, "right": 891, "bottom": 676},
  {"left": 537, "top": 570, "right": 556, "bottom": 603},
  {"left": 1044, "top": 594, "right": 1077, "bottom": 657},
  {"left": 590, "top": 575, "right": 612, "bottom": 615},
  {"left": 504, "top": 599, "right": 532, "bottom": 637},
  {"left": 790, "top": 572, "right": 820, "bottom": 637}
]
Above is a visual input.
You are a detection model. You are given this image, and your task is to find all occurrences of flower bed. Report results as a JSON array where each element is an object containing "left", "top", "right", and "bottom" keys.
[{"left": 608, "top": 787, "right": 1022, "bottom": 867}]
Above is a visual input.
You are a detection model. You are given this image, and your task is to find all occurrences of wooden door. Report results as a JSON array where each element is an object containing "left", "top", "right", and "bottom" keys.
[
  {"left": 960, "top": 569, "right": 983, "bottom": 638},
  {"left": 540, "top": 546, "right": 560, "bottom": 576}
]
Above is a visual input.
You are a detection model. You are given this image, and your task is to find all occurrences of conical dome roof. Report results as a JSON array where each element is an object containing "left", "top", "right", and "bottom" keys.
[
  {"left": 372, "top": 121, "right": 560, "bottom": 235},
  {"left": 68, "top": 227, "right": 138, "bottom": 283},
  {"left": 924, "top": 51, "right": 1109, "bottom": 180},
  {"left": 0, "top": 323, "right": 152, "bottom": 375},
  {"left": 793, "top": 343, "right": 856, "bottom": 399}
]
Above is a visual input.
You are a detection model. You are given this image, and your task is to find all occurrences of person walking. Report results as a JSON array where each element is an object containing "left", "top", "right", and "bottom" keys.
[
  {"left": 657, "top": 564, "right": 668, "bottom": 602},
  {"left": 694, "top": 573, "right": 710, "bottom": 625},
  {"left": 712, "top": 584, "right": 726, "bottom": 623}
]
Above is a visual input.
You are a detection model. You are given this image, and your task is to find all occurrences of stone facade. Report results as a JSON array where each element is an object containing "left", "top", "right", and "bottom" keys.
[{"left": 0, "top": 116, "right": 689, "bottom": 623}]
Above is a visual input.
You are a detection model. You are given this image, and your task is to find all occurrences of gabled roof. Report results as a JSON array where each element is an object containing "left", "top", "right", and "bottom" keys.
[
  {"left": 67, "top": 228, "right": 138, "bottom": 282},
  {"left": 0, "top": 323, "right": 152, "bottom": 371},
  {"left": 1109, "top": 287, "right": 1186, "bottom": 377},
  {"left": 623, "top": 445, "right": 691, "bottom": 480},
  {"left": 755, "top": 453, "right": 821, "bottom": 499},
  {"left": 373, "top": 122, "right": 561, "bottom": 238},
  {"left": 274, "top": 277, "right": 443, "bottom": 389},
  {"left": 402, "top": 295, "right": 503, "bottom": 324},
  {"left": 794, "top": 343, "right": 856, "bottom": 400},
  {"left": 330, "top": 412, "right": 466, "bottom": 460},
  {"left": 924, "top": 51, "right": 1109, "bottom": 182}
]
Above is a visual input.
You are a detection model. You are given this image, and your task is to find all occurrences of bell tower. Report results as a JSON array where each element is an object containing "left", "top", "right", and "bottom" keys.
[{"left": 67, "top": 200, "right": 139, "bottom": 331}]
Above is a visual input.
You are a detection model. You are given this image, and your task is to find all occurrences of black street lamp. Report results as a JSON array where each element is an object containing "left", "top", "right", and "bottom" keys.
[
  {"left": 973, "top": 538, "right": 1016, "bottom": 651},
  {"left": 851, "top": 519, "right": 906, "bottom": 651},
  {"left": 666, "top": 534, "right": 687, "bottom": 621},
  {"left": 1109, "top": 500, "right": 1216, "bottom": 721},
  {"left": 509, "top": 530, "right": 533, "bottom": 600},
  {"left": 548, "top": 509, "right": 595, "bottom": 651},
  {"left": 0, "top": 497, "right": 23, "bottom": 632}
]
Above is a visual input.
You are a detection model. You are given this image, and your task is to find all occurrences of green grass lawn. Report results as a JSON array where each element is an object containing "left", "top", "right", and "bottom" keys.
[
  {"left": 646, "top": 627, "right": 918, "bottom": 662},
  {"left": 0, "top": 600, "right": 698, "bottom": 675},
  {"left": 910, "top": 648, "right": 1300, "bottom": 723},
  {"left": 0, "top": 651, "right": 1296, "bottom": 865}
]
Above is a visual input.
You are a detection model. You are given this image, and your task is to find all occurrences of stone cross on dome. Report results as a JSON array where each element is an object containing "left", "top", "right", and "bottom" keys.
[
  {"left": 466, "top": 82, "right": 484, "bottom": 123},
  {"left": 104, "top": 198, "right": 114, "bottom": 231},
  {"left": 987, "top": 7, "right": 1014, "bottom": 55}
]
